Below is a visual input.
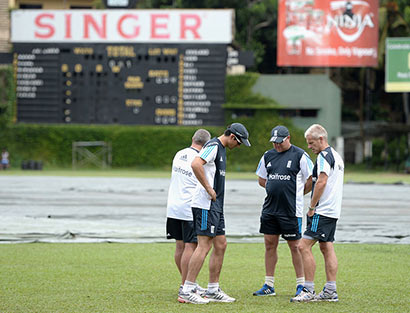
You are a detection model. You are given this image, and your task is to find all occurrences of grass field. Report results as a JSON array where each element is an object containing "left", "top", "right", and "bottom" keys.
[
  {"left": 0, "top": 243, "right": 409, "bottom": 312},
  {"left": 1, "top": 167, "right": 410, "bottom": 184}
]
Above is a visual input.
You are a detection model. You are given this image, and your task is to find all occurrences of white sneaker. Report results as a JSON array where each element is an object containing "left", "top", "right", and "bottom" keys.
[
  {"left": 204, "top": 288, "right": 236, "bottom": 303},
  {"left": 194, "top": 285, "right": 207, "bottom": 297},
  {"left": 315, "top": 288, "right": 339, "bottom": 302},
  {"left": 178, "top": 291, "right": 210, "bottom": 304},
  {"left": 290, "top": 287, "right": 316, "bottom": 302}
]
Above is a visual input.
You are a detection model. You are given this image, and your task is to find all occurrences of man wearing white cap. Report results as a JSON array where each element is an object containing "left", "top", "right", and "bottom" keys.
[{"left": 254, "top": 125, "right": 313, "bottom": 299}]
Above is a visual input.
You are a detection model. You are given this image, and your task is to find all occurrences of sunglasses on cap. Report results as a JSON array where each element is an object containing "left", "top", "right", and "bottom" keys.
[{"left": 233, "top": 135, "right": 242, "bottom": 145}]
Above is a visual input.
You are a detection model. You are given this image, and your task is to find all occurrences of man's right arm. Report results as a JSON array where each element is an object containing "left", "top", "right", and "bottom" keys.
[
  {"left": 258, "top": 177, "right": 267, "bottom": 188},
  {"left": 191, "top": 156, "right": 216, "bottom": 201},
  {"left": 256, "top": 154, "right": 267, "bottom": 188}
]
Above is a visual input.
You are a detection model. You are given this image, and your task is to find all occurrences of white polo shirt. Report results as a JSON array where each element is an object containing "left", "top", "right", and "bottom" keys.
[
  {"left": 166, "top": 147, "right": 200, "bottom": 221},
  {"left": 312, "top": 147, "right": 344, "bottom": 219}
]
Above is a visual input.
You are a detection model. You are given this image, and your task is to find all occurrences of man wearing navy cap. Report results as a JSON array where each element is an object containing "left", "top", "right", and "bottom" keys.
[
  {"left": 179, "top": 123, "right": 251, "bottom": 304},
  {"left": 254, "top": 125, "right": 313, "bottom": 299}
]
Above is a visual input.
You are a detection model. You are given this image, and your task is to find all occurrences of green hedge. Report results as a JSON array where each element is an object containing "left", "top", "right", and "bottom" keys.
[
  {"left": 0, "top": 118, "right": 310, "bottom": 170},
  {"left": 0, "top": 124, "right": 223, "bottom": 169}
]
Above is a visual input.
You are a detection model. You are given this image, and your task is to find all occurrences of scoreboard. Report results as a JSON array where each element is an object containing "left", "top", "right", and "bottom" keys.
[
  {"left": 11, "top": 9, "right": 233, "bottom": 125},
  {"left": 14, "top": 43, "right": 226, "bottom": 125}
]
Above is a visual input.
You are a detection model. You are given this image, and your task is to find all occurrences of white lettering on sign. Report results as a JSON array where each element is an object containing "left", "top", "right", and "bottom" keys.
[{"left": 11, "top": 10, "right": 233, "bottom": 43}]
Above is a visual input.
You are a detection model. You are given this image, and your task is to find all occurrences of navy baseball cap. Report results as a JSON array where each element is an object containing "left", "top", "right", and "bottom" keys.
[
  {"left": 228, "top": 123, "right": 251, "bottom": 147},
  {"left": 269, "top": 125, "right": 289, "bottom": 143}
]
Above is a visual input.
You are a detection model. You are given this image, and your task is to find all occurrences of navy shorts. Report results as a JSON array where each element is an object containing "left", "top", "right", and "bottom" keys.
[
  {"left": 166, "top": 217, "right": 197, "bottom": 243},
  {"left": 259, "top": 213, "right": 302, "bottom": 241},
  {"left": 304, "top": 213, "right": 338, "bottom": 242},
  {"left": 192, "top": 207, "right": 225, "bottom": 237}
]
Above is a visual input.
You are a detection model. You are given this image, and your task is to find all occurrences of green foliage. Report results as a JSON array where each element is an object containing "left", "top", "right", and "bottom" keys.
[
  {"left": 405, "top": 6, "right": 410, "bottom": 25},
  {"left": 0, "top": 66, "right": 16, "bottom": 128},
  {"left": 0, "top": 243, "right": 409, "bottom": 313},
  {"left": 92, "top": 0, "right": 103, "bottom": 9},
  {"left": 378, "top": 1, "right": 410, "bottom": 67},
  {"left": 371, "top": 135, "right": 409, "bottom": 170}
]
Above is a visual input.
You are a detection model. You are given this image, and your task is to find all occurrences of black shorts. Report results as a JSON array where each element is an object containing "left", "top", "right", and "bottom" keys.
[
  {"left": 192, "top": 207, "right": 225, "bottom": 237},
  {"left": 259, "top": 213, "right": 302, "bottom": 241},
  {"left": 166, "top": 217, "right": 197, "bottom": 243},
  {"left": 304, "top": 214, "right": 338, "bottom": 242}
]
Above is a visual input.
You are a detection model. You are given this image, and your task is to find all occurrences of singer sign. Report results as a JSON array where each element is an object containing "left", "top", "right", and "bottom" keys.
[
  {"left": 11, "top": 9, "right": 233, "bottom": 43},
  {"left": 277, "top": 0, "right": 379, "bottom": 67}
]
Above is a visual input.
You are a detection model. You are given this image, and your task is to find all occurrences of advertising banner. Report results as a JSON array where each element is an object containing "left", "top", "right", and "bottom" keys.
[
  {"left": 385, "top": 37, "right": 410, "bottom": 92},
  {"left": 277, "top": 0, "right": 379, "bottom": 67},
  {"left": 11, "top": 9, "right": 233, "bottom": 43}
]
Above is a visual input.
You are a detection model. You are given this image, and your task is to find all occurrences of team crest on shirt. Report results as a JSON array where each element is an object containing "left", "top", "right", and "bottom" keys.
[
  {"left": 287, "top": 160, "right": 292, "bottom": 168},
  {"left": 220, "top": 156, "right": 223, "bottom": 162},
  {"left": 267, "top": 162, "right": 272, "bottom": 167},
  {"left": 179, "top": 154, "right": 187, "bottom": 161}
]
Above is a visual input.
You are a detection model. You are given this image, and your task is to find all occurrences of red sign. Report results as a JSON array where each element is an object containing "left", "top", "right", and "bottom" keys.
[{"left": 277, "top": 0, "right": 379, "bottom": 67}]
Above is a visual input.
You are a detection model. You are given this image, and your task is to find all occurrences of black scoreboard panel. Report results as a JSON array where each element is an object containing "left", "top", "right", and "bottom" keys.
[{"left": 13, "top": 43, "right": 227, "bottom": 126}]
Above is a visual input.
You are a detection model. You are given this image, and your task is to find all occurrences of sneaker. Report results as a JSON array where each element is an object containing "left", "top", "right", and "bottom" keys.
[
  {"left": 315, "top": 288, "right": 339, "bottom": 302},
  {"left": 204, "top": 288, "right": 236, "bottom": 302},
  {"left": 194, "top": 285, "right": 207, "bottom": 297},
  {"left": 290, "top": 287, "right": 316, "bottom": 302},
  {"left": 178, "top": 291, "right": 210, "bottom": 304},
  {"left": 253, "top": 284, "right": 276, "bottom": 296},
  {"left": 295, "top": 284, "right": 304, "bottom": 296}
]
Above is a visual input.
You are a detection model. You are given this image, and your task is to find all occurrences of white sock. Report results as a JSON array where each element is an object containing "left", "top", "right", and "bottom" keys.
[
  {"left": 265, "top": 276, "right": 274, "bottom": 288},
  {"left": 182, "top": 280, "right": 196, "bottom": 293},
  {"left": 325, "top": 281, "right": 336, "bottom": 292},
  {"left": 304, "top": 281, "right": 315, "bottom": 293},
  {"left": 296, "top": 277, "right": 305, "bottom": 286},
  {"left": 207, "top": 282, "right": 219, "bottom": 294}
]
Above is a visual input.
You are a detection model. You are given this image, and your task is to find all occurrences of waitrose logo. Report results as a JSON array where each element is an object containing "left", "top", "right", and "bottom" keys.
[{"left": 268, "top": 173, "right": 291, "bottom": 181}]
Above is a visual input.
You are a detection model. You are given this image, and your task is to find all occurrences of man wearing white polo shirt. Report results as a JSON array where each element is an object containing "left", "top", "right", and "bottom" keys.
[
  {"left": 166, "top": 129, "right": 211, "bottom": 301},
  {"left": 291, "top": 124, "right": 344, "bottom": 303}
]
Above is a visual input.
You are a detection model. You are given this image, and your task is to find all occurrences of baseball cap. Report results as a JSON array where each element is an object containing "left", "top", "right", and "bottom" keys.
[
  {"left": 228, "top": 123, "right": 251, "bottom": 147},
  {"left": 269, "top": 125, "right": 289, "bottom": 143}
]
